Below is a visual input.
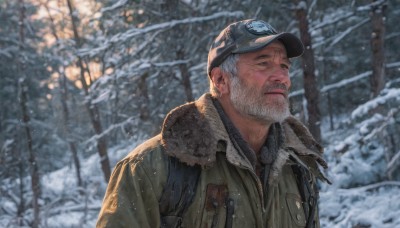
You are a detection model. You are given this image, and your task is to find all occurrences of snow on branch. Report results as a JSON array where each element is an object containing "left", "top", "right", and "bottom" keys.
[
  {"left": 321, "top": 71, "right": 371, "bottom": 93},
  {"left": 101, "top": 0, "right": 128, "bottom": 13},
  {"left": 388, "top": 151, "right": 400, "bottom": 171},
  {"left": 122, "top": 59, "right": 190, "bottom": 80},
  {"left": 125, "top": 29, "right": 164, "bottom": 63},
  {"left": 330, "top": 108, "right": 396, "bottom": 155},
  {"left": 386, "top": 32, "right": 400, "bottom": 40},
  {"left": 310, "top": 12, "right": 354, "bottom": 31},
  {"left": 293, "top": 1, "right": 379, "bottom": 42},
  {"left": 79, "top": 11, "right": 244, "bottom": 57},
  {"left": 351, "top": 89, "right": 400, "bottom": 119},
  {"left": 0, "top": 186, "right": 20, "bottom": 206},
  {"left": 308, "top": 0, "right": 317, "bottom": 16},
  {"left": 90, "top": 59, "right": 189, "bottom": 90},
  {"left": 386, "top": 61, "right": 400, "bottom": 68},
  {"left": 0, "top": 48, "right": 14, "bottom": 58},
  {"left": 356, "top": 0, "right": 387, "bottom": 12},
  {"left": 289, "top": 88, "right": 304, "bottom": 98},
  {"left": 289, "top": 61, "right": 400, "bottom": 98},
  {"left": 45, "top": 204, "right": 100, "bottom": 217},
  {"left": 336, "top": 181, "right": 400, "bottom": 195},
  {"left": 1, "top": 139, "right": 13, "bottom": 153},
  {"left": 83, "top": 116, "right": 138, "bottom": 147},
  {"left": 363, "top": 108, "right": 398, "bottom": 142},
  {"left": 326, "top": 18, "right": 369, "bottom": 51},
  {"left": 289, "top": 71, "right": 371, "bottom": 98}
]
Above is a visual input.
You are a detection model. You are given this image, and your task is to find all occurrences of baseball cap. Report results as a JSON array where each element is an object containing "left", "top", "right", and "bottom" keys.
[{"left": 207, "top": 19, "right": 304, "bottom": 76}]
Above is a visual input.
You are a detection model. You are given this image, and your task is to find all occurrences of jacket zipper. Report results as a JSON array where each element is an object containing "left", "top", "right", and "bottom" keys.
[{"left": 232, "top": 162, "right": 265, "bottom": 209}]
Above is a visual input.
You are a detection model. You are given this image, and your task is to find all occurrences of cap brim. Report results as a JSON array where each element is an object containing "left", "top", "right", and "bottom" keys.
[{"left": 233, "top": 33, "right": 304, "bottom": 58}]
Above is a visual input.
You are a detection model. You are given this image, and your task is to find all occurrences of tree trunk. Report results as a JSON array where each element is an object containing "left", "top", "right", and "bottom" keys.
[
  {"left": 66, "top": 0, "right": 111, "bottom": 182},
  {"left": 18, "top": 79, "right": 41, "bottom": 228},
  {"left": 177, "top": 49, "right": 194, "bottom": 102},
  {"left": 137, "top": 73, "right": 150, "bottom": 121},
  {"left": 18, "top": 1, "right": 41, "bottom": 227},
  {"left": 162, "top": 0, "right": 194, "bottom": 102},
  {"left": 293, "top": 0, "right": 322, "bottom": 142},
  {"left": 60, "top": 75, "right": 83, "bottom": 187},
  {"left": 16, "top": 139, "right": 25, "bottom": 226},
  {"left": 370, "top": 0, "right": 386, "bottom": 97}
]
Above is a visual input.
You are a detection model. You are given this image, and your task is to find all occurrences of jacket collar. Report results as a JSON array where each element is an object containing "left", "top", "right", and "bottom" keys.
[
  {"left": 161, "top": 93, "right": 230, "bottom": 167},
  {"left": 161, "top": 93, "right": 328, "bottom": 173}
]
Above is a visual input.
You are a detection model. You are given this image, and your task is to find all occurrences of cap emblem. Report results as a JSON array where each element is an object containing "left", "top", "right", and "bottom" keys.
[{"left": 245, "top": 20, "right": 277, "bottom": 35}]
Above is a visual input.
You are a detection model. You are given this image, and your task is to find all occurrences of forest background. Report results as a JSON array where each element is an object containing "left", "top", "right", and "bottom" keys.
[{"left": 1, "top": 0, "right": 400, "bottom": 227}]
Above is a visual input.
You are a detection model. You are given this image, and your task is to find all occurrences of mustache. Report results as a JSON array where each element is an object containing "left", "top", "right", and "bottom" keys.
[{"left": 263, "top": 83, "right": 289, "bottom": 96}]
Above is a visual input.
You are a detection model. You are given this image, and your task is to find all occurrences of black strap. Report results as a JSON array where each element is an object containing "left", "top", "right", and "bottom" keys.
[
  {"left": 292, "top": 164, "right": 319, "bottom": 228},
  {"left": 159, "top": 156, "right": 201, "bottom": 228},
  {"left": 225, "top": 198, "right": 235, "bottom": 228}
]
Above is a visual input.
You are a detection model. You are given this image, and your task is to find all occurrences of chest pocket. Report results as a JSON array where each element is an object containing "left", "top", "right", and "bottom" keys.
[
  {"left": 203, "top": 184, "right": 235, "bottom": 228},
  {"left": 286, "top": 193, "right": 307, "bottom": 227}
]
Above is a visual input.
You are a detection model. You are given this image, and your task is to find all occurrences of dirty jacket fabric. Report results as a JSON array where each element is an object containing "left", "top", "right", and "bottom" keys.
[{"left": 96, "top": 93, "right": 329, "bottom": 228}]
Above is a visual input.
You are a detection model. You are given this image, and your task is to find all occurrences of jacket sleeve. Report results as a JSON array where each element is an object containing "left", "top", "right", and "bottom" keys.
[{"left": 96, "top": 155, "right": 165, "bottom": 228}]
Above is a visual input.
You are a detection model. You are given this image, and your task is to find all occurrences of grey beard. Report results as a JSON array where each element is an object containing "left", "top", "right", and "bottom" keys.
[{"left": 229, "top": 77, "right": 290, "bottom": 124}]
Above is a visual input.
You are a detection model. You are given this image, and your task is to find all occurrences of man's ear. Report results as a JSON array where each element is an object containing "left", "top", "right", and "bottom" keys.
[{"left": 210, "top": 67, "right": 229, "bottom": 95}]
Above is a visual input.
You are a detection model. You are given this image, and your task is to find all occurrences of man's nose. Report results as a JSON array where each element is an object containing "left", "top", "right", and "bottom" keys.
[{"left": 269, "top": 65, "right": 291, "bottom": 87}]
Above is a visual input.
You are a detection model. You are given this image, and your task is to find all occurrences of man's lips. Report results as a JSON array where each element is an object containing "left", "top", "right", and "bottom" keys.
[
  {"left": 264, "top": 89, "right": 288, "bottom": 97},
  {"left": 263, "top": 83, "right": 289, "bottom": 97}
]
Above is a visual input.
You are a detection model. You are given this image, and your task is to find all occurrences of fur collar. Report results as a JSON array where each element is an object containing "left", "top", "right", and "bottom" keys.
[
  {"left": 161, "top": 93, "right": 328, "bottom": 175},
  {"left": 161, "top": 94, "right": 226, "bottom": 166}
]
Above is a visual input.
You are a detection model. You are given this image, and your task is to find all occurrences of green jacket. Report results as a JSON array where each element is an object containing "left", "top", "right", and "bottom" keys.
[{"left": 97, "top": 93, "right": 329, "bottom": 228}]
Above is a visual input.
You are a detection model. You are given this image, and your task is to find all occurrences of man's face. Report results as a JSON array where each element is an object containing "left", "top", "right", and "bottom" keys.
[{"left": 229, "top": 41, "right": 291, "bottom": 124}]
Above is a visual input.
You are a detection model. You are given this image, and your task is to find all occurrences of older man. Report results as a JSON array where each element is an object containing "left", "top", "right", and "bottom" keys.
[{"left": 97, "top": 19, "right": 329, "bottom": 228}]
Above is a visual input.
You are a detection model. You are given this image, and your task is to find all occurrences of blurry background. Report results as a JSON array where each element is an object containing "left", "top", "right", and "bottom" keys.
[{"left": 1, "top": 0, "right": 399, "bottom": 227}]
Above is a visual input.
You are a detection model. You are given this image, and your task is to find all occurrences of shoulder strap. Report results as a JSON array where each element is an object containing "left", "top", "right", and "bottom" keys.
[
  {"left": 292, "top": 164, "right": 319, "bottom": 228},
  {"left": 159, "top": 156, "right": 201, "bottom": 228}
]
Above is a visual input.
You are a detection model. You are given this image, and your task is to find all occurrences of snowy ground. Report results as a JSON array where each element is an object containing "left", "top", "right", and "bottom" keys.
[{"left": 320, "top": 182, "right": 400, "bottom": 228}]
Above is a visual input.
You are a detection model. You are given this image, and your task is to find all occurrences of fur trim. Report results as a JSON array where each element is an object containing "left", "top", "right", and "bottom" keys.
[
  {"left": 161, "top": 103, "right": 216, "bottom": 166},
  {"left": 285, "top": 116, "right": 323, "bottom": 153},
  {"left": 283, "top": 116, "right": 328, "bottom": 169},
  {"left": 161, "top": 95, "right": 219, "bottom": 167},
  {"left": 268, "top": 149, "right": 290, "bottom": 185}
]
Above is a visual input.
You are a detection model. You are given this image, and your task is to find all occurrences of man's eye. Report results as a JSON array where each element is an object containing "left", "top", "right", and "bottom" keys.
[
  {"left": 257, "top": 61, "right": 269, "bottom": 66},
  {"left": 281, "top": 64, "right": 290, "bottom": 70}
]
